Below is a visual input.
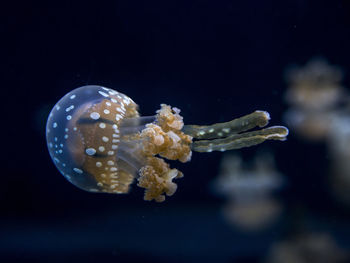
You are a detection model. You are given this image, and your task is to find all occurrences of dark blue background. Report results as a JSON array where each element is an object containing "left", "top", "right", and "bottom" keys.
[{"left": 2, "top": 0, "right": 350, "bottom": 262}]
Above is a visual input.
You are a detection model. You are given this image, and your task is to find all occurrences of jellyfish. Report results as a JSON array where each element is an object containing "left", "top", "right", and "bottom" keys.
[
  {"left": 213, "top": 153, "right": 284, "bottom": 230},
  {"left": 46, "top": 85, "right": 288, "bottom": 202},
  {"left": 284, "top": 57, "right": 346, "bottom": 141},
  {"left": 266, "top": 233, "right": 349, "bottom": 263}
]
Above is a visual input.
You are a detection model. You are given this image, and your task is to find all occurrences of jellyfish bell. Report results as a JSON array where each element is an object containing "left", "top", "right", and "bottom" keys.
[
  {"left": 46, "top": 85, "right": 288, "bottom": 202},
  {"left": 46, "top": 85, "right": 140, "bottom": 193},
  {"left": 46, "top": 85, "right": 193, "bottom": 201}
]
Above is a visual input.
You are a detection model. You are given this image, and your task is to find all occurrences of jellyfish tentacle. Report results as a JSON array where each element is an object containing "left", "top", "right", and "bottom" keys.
[
  {"left": 120, "top": 116, "right": 156, "bottom": 135},
  {"left": 191, "top": 126, "right": 289, "bottom": 152},
  {"left": 182, "top": 111, "right": 270, "bottom": 139},
  {"left": 120, "top": 116, "right": 156, "bottom": 127}
]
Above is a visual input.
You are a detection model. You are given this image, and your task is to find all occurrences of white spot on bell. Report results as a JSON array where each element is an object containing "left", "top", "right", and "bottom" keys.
[
  {"left": 65, "top": 105, "right": 74, "bottom": 112},
  {"left": 90, "top": 112, "right": 100, "bottom": 120},
  {"left": 73, "top": 168, "right": 83, "bottom": 174},
  {"left": 98, "top": 91, "right": 109, "bottom": 97},
  {"left": 85, "top": 148, "right": 96, "bottom": 155},
  {"left": 116, "top": 114, "right": 123, "bottom": 121}
]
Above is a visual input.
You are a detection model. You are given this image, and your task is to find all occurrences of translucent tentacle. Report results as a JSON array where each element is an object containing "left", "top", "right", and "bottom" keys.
[
  {"left": 191, "top": 126, "right": 289, "bottom": 152},
  {"left": 120, "top": 116, "right": 156, "bottom": 135},
  {"left": 182, "top": 111, "right": 270, "bottom": 139}
]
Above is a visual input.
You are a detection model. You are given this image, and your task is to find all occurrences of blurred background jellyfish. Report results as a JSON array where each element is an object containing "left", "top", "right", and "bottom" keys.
[
  {"left": 327, "top": 114, "right": 350, "bottom": 205},
  {"left": 283, "top": 57, "right": 350, "bottom": 206},
  {"left": 265, "top": 232, "right": 349, "bottom": 263},
  {"left": 284, "top": 57, "right": 346, "bottom": 141},
  {"left": 213, "top": 152, "right": 284, "bottom": 231}
]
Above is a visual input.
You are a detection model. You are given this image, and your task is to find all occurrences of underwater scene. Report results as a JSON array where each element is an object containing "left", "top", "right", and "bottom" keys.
[{"left": 2, "top": 0, "right": 350, "bottom": 262}]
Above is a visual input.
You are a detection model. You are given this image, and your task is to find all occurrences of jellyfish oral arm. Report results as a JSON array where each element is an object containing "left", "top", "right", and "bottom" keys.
[
  {"left": 191, "top": 126, "right": 288, "bottom": 152},
  {"left": 182, "top": 111, "right": 289, "bottom": 153},
  {"left": 183, "top": 111, "right": 271, "bottom": 139}
]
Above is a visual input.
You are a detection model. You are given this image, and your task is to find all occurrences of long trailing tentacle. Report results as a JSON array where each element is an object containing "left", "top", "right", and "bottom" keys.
[{"left": 183, "top": 111, "right": 289, "bottom": 152}]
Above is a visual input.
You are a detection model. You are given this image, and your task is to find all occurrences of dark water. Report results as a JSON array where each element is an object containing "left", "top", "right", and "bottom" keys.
[{"left": 2, "top": 0, "right": 350, "bottom": 262}]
